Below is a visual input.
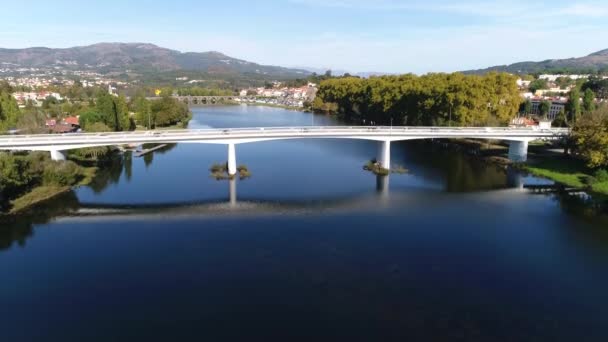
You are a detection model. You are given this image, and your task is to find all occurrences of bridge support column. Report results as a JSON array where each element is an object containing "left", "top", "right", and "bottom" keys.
[
  {"left": 378, "top": 141, "right": 391, "bottom": 169},
  {"left": 508, "top": 140, "right": 529, "bottom": 163},
  {"left": 50, "top": 149, "right": 67, "bottom": 161},
  {"left": 227, "top": 143, "right": 237, "bottom": 176}
]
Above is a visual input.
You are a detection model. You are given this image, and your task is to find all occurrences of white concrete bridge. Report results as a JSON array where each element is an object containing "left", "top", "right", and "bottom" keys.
[{"left": 0, "top": 126, "right": 569, "bottom": 175}]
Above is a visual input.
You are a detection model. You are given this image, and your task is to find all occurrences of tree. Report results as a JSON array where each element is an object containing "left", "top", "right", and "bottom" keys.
[
  {"left": 528, "top": 79, "right": 548, "bottom": 93},
  {"left": 315, "top": 72, "right": 520, "bottom": 127},
  {"left": 572, "top": 105, "right": 608, "bottom": 168},
  {"left": 93, "top": 92, "right": 131, "bottom": 131},
  {"left": 552, "top": 109, "right": 568, "bottom": 127},
  {"left": 583, "top": 88, "right": 596, "bottom": 113},
  {"left": 0, "top": 92, "right": 21, "bottom": 132},
  {"left": 0, "top": 153, "right": 34, "bottom": 197},
  {"left": 17, "top": 106, "right": 46, "bottom": 134},
  {"left": 150, "top": 95, "right": 191, "bottom": 127},
  {"left": 538, "top": 100, "right": 551, "bottom": 119},
  {"left": 522, "top": 99, "right": 532, "bottom": 114},
  {"left": 582, "top": 76, "right": 608, "bottom": 99},
  {"left": 555, "top": 76, "right": 574, "bottom": 89},
  {"left": 133, "top": 95, "right": 153, "bottom": 129},
  {"left": 566, "top": 88, "right": 581, "bottom": 123}
]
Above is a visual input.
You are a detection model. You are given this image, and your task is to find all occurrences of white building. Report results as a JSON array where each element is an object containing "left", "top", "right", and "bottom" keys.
[{"left": 530, "top": 98, "right": 567, "bottom": 120}]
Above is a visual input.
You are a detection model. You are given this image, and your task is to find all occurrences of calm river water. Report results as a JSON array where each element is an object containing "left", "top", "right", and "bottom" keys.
[{"left": 1, "top": 106, "right": 608, "bottom": 341}]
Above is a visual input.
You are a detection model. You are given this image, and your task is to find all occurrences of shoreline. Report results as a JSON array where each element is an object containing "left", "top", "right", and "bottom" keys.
[
  {"left": 438, "top": 138, "right": 608, "bottom": 196},
  {"left": 3, "top": 165, "right": 98, "bottom": 216}
]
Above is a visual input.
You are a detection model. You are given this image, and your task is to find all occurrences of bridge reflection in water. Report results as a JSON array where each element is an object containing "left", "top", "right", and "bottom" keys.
[{"left": 2, "top": 176, "right": 606, "bottom": 253}]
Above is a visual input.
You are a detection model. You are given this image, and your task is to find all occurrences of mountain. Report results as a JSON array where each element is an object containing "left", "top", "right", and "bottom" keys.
[
  {"left": 464, "top": 49, "right": 608, "bottom": 75},
  {"left": 0, "top": 42, "right": 310, "bottom": 78}
]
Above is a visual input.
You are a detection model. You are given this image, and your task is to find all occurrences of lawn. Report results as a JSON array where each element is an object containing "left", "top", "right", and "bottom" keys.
[{"left": 521, "top": 156, "right": 608, "bottom": 195}]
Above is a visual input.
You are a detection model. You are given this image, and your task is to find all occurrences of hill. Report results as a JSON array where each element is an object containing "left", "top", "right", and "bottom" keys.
[
  {"left": 0, "top": 42, "right": 310, "bottom": 79},
  {"left": 464, "top": 48, "right": 608, "bottom": 75}
]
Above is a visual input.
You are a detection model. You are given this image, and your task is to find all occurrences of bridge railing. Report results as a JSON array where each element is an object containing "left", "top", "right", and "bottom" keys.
[{"left": 1, "top": 126, "right": 570, "bottom": 141}]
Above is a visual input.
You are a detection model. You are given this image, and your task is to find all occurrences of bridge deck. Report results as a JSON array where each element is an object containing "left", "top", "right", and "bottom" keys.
[{"left": 0, "top": 126, "right": 569, "bottom": 151}]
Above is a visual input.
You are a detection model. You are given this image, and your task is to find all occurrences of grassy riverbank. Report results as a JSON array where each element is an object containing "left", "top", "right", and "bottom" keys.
[
  {"left": 519, "top": 156, "right": 608, "bottom": 195},
  {"left": 439, "top": 139, "right": 608, "bottom": 196},
  {"left": 241, "top": 102, "right": 305, "bottom": 112},
  {"left": 6, "top": 165, "right": 98, "bottom": 215}
]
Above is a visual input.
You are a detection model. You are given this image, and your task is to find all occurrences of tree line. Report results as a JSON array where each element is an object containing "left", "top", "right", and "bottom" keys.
[
  {"left": 313, "top": 72, "right": 522, "bottom": 126},
  {"left": 0, "top": 81, "right": 191, "bottom": 133}
]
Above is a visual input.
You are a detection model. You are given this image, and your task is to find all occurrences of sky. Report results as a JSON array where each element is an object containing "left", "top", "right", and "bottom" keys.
[{"left": 1, "top": 0, "right": 608, "bottom": 74}]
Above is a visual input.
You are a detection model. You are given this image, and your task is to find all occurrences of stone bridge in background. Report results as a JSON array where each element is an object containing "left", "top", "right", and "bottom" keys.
[
  {"left": 0, "top": 126, "right": 570, "bottom": 176},
  {"left": 146, "top": 96, "right": 257, "bottom": 105}
]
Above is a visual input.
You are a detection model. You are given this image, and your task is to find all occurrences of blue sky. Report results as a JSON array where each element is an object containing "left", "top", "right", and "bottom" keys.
[{"left": 2, "top": 0, "right": 608, "bottom": 73}]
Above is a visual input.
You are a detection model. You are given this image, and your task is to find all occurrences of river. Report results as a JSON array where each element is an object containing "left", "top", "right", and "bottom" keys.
[{"left": 1, "top": 105, "right": 608, "bottom": 341}]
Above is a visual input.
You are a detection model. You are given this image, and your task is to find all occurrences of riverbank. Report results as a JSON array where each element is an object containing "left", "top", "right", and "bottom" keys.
[
  {"left": 440, "top": 138, "right": 608, "bottom": 196},
  {"left": 5, "top": 164, "right": 98, "bottom": 215},
  {"left": 239, "top": 102, "right": 306, "bottom": 112},
  {"left": 517, "top": 156, "right": 608, "bottom": 196}
]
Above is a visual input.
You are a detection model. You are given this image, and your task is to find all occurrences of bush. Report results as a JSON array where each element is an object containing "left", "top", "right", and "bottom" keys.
[
  {"left": 86, "top": 122, "right": 112, "bottom": 133},
  {"left": 42, "top": 161, "right": 83, "bottom": 186},
  {"left": 595, "top": 169, "right": 608, "bottom": 182}
]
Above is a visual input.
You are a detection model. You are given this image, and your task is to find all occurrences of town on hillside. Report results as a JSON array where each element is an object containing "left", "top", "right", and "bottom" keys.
[{"left": 2, "top": 69, "right": 608, "bottom": 134}]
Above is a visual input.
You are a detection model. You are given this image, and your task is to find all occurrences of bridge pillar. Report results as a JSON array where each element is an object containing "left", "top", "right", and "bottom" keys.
[
  {"left": 50, "top": 149, "right": 67, "bottom": 161},
  {"left": 229, "top": 177, "right": 237, "bottom": 206},
  {"left": 508, "top": 140, "right": 529, "bottom": 162},
  {"left": 378, "top": 141, "right": 391, "bottom": 169},
  {"left": 227, "top": 143, "right": 237, "bottom": 176}
]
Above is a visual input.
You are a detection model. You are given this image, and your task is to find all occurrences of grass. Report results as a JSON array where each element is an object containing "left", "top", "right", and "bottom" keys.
[
  {"left": 8, "top": 185, "right": 71, "bottom": 214},
  {"left": 5, "top": 165, "right": 98, "bottom": 215},
  {"left": 363, "top": 160, "right": 390, "bottom": 176},
  {"left": 592, "top": 182, "right": 608, "bottom": 194},
  {"left": 519, "top": 156, "right": 608, "bottom": 195},
  {"left": 209, "top": 163, "right": 251, "bottom": 180}
]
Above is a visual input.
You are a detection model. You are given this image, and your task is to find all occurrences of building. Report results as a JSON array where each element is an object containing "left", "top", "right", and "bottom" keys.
[
  {"left": 538, "top": 74, "right": 590, "bottom": 82},
  {"left": 530, "top": 97, "right": 567, "bottom": 120}
]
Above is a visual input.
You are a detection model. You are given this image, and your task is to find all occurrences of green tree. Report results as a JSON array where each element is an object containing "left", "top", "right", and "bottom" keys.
[
  {"left": 583, "top": 88, "right": 596, "bottom": 113},
  {"left": 528, "top": 79, "right": 548, "bottom": 93},
  {"left": 539, "top": 100, "right": 551, "bottom": 119},
  {"left": 0, "top": 153, "right": 34, "bottom": 197},
  {"left": 573, "top": 105, "right": 608, "bottom": 168},
  {"left": 150, "top": 95, "right": 191, "bottom": 127},
  {"left": 566, "top": 88, "right": 581, "bottom": 123},
  {"left": 552, "top": 109, "right": 568, "bottom": 127},
  {"left": 132, "top": 95, "right": 153, "bottom": 129},
  {"left": 0, "top": 92, "right": 21, "bottom": 132},
  {"left": 316, "top": 72, "right": 520, "bottom": 127}
]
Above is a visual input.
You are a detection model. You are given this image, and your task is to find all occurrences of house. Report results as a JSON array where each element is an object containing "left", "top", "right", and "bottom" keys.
[
  {"left": 50, "top": 124, "right": 77, "bottom": 134},
  {"left": 63, "top": 116, "right": 79, "bottom": 127}
]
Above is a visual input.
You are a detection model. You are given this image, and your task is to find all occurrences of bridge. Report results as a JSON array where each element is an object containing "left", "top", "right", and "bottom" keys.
[
  {"left": 0, "top": 126, "right": 569, "bottom": 175},
  {"left": 147, "top": 96, "right": 255, "bottom": 105}
]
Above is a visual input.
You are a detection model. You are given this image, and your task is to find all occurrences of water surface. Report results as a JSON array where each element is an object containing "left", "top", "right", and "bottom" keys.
[{"left": 1, "top": 105, "right": 608, "bottom": 341}]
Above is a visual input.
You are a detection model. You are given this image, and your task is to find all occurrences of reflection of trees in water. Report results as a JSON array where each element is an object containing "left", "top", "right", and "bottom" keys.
[
  {"left": 402, "top": 141, "right": 508, "bottom": 192},
  {"left": 554, "top": 190, "right": 608, "bottom": 224},
  {"left": 88, "top": 155, "right": 125, "bottom": 194},
  {"left": 550, "top": 190, "right": 608, "bottom": 250},
  {"left": 0, "top": 191, "right": 79, "bottom": 251},
  {"left": 142, "top": 143, "right": 177, "bottom": 168},
  {"left": 124, "top": 152, "right": 132, "bottom": 181}
]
